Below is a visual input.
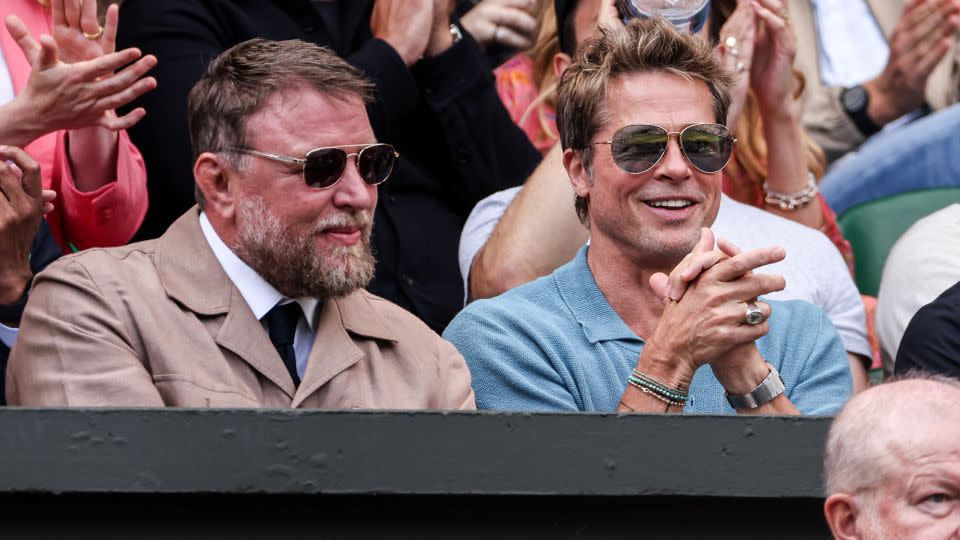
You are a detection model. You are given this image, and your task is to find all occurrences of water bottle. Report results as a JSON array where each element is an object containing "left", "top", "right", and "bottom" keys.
[{"left": 616, "top": 0, "right": 711, "bottom": 34}]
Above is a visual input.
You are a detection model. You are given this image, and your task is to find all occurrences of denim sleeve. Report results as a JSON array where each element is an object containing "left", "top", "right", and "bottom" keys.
[{"left": 443, "top": 304, "right": 580, "bottom": 412}]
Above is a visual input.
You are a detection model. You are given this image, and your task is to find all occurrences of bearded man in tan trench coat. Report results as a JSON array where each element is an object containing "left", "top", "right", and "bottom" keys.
[{"left": 6, "top": 39, "right": 476, "bottom": 410}]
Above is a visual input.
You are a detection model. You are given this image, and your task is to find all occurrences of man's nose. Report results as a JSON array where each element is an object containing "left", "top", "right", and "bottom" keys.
[
  {"left": 332, "top": 156, "right": 376, "bottom": 210},
  {"left": 655, "top": 136, "right": 692, "bottom": 181}
]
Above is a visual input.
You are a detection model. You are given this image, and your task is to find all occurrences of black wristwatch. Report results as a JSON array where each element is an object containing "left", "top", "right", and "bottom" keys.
[{"left": 840, "top": 85, "right": 881, "bottom": 137}]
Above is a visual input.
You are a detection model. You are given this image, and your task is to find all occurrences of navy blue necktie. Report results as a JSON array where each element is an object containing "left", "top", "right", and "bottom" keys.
[{"left": 263, "top": 302, "right": 302, "bottom": 387}]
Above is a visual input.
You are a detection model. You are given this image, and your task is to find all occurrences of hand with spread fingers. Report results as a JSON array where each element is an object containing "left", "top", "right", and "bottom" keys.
[
  {"left": 2, "top": 10, "right": 157, "bottom": 143},
  {"left": 643, "top": 228, "right": 786, "bottom": 388},
  {"left": 0, "top": 146, "right": 44, "bottom": 306},
  {"left": 51, "top": 0, "right": 117, "bottom": 64},
  {"left": 864, "top": 0, "right": 960, "bottom": 125},
  {"left": 461, "top": 0, "right": 538, "bottom": 51}
]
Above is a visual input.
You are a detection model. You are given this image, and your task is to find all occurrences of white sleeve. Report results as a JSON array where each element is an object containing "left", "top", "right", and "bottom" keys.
[
  {"left": 457, "top": 187, "right": 522, "bottom": 305},
  {"left": 814, "top": 237, "right": 871, "bottom": 360}
]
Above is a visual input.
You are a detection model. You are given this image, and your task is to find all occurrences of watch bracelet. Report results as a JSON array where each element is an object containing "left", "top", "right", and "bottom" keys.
[{"left": 725, "top": 362, "right": 786, "bottom": 409}]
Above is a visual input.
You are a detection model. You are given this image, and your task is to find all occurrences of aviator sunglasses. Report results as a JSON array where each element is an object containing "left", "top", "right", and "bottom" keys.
[
  {"left": 229, "top": 143, "right": 399, "bottom": 189},
  {"left": 592, "top": 123, "right": 736, "bottom": 174}
]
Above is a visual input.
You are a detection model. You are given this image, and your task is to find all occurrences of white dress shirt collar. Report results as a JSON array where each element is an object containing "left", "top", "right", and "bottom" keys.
[{"left": 198, "top": 212, "right": 319, "bottom": 327}]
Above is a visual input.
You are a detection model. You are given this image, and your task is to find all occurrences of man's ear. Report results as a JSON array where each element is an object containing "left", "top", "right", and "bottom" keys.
[
  {"left": 824, "top": 494, "right": 864, "bottom": 540},
  {"left": 194, "top": 152, "right": 238, "bottom": 221},
  {"left": 553, "top": 52, "right": 572, "bottom": 79},
  {"left": 563, "top": 147, "right": 592, "bottom": 200}
]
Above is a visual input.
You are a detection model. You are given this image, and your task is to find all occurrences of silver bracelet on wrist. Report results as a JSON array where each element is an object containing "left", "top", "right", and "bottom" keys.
[
  {"left": 762, "top": 171, "right": 819, "bottom": 211},
  {"left": 725, "top": 362, "right": 786, "bottom": 410}
]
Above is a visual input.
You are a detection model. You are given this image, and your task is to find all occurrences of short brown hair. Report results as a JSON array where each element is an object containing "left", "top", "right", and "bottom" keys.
[
  {"left": 187, "top": 38, "right": 374, "bottom": 209},
  {"left": 556, "top": 17, "right": 733, "bottom": 224}
]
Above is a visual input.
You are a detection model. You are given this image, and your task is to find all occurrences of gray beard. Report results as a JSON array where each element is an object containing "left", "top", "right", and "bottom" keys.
[{"left": 233, "top": 196, "right": 376, "bottom": 299}]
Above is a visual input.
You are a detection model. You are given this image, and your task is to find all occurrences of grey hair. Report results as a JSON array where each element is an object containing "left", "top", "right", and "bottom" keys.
[{"left": 824, "top": 371, "right": 960, "bottom": 495}]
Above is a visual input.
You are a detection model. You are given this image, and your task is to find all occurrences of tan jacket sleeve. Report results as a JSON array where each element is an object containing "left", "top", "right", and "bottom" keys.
[
  {"left": 437, "top": 338, "right": 476, "bottom": 411},
  {"left": 6, "top": 258, "right": 164, "bottom": 407}
]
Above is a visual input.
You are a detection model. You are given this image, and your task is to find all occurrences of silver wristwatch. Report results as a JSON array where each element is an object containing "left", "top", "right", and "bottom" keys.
[{"left": 725, "top": 363, "right": 785, "bottom": 409}]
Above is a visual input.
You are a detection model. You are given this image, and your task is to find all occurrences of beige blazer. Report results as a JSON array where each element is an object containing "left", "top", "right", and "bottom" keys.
[
  {"left": 7, "top": 209, "right": 476, "bottom": 409},
  {"left": 790, "top": 0, "right": 960, "bottom": 162}
]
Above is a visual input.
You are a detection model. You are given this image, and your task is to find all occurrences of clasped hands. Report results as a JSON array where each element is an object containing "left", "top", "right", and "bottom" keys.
[
  {"left": 643, "top": 228, "right": 786, "bottom": 395},
  {"left": 371, "top": 0, "right": 461, "bottom": 66}
]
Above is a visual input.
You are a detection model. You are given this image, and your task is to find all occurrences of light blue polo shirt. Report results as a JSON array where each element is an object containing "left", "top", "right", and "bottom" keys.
[{"left": 443, "top": 246, "right": 853, "bottom": 414}]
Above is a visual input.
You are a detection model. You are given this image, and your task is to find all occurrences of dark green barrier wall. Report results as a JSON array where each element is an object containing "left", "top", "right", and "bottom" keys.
[{"left": 0, "top": 410, "right": 834, "bottom": 538}]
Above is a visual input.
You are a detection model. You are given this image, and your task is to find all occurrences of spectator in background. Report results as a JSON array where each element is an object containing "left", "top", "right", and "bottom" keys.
[
  {"left": 459, "top": 0, "right": 541, "bottom": 68},
  {"left": 0, "top": 147, "right": 59, "bottom": 405},
  {"left": 1, "top": 0, "right": 153, "bottom": 252},
  {"left": 444, "top": 17, "right": 852, "bottom": 414},
  {"left": 116, "top": 0, "right": 542, "bottom": 333},
  {"left": 876, "top": 204, "right": 960, "bottom": 373},
  {"left": 791, "top": 0, "right": 960, "bottom": 214},
  {"left": 466, "top": 0, "right": 871, "bottom": 390},
  {"left": 823, "top": 374, "right": 960, "bottom": 539},
  {"left": 7, "top": 39, "right": 476, "bottom": 410},
  {"left": 894, "top": 281, "right": 960, "bottom": 379}
]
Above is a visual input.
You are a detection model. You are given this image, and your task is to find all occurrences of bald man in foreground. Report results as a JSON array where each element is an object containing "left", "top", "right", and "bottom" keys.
[{"left": 823, "top": 375, "right": 960, "bottom": 539}]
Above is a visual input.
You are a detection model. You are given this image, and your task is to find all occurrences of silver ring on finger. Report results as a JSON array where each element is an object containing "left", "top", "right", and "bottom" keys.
[
  {"left": 735, "top": 61, "right": 745, "bottom": 73},
  {"left": 494, "top": 24, "right": 502, "bottom": 43},
  {"left": 744, "top": 302, "right": 764, "bottom": 325}
]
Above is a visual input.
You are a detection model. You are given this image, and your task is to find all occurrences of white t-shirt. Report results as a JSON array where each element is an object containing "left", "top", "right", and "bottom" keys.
[
  {"left": 459, "top": 188, "right": 870, "bottom": 358},
  {"left": 876, "top": 204, "right": 960, "bottom": 372}
]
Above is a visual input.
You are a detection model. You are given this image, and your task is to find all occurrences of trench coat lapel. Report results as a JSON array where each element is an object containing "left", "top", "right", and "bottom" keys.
[
  {"left": 292, "top": 291, "right": 399, "bottom": 408},
  {"left": 155, "top": 208, "right": 297, "bottom": 399}
]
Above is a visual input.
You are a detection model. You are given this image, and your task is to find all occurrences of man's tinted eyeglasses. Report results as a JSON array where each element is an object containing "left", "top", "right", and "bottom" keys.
[
  {"left": 228, "top": 143, "right": 399, "bottom": 189},
  {"left": 592, "top": 123, "right": 736, "bottom": 174}
]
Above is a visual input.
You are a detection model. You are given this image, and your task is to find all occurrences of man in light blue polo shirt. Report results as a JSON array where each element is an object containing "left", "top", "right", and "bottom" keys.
[{"left": 443, "top": 17, "right": 852, "bottom": 415}]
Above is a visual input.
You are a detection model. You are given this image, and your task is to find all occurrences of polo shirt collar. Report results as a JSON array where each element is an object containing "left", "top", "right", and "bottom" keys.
[{"left": 554, "top": 246, "right": 643, "bottom": 345}]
